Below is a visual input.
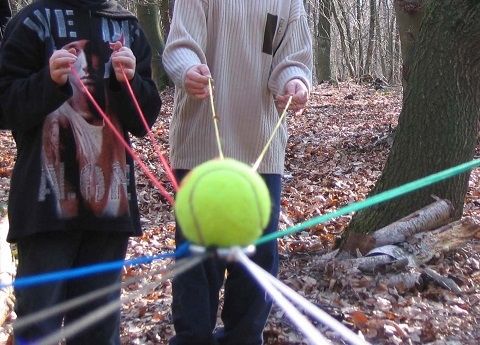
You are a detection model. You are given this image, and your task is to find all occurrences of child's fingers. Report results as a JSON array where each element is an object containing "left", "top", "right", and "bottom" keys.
[
  {"left": 185, "top": 78, "right": 208, "bottom": 90},
  {"left": 190, "top": 89, "right": 209, "bottom": 99},
  {"left": 112, "top": 56, "right": 135, "bottom": 67},
  {"left": 52, "top": 67, "right": 72, "bottom": 77},
  {"left": 67, "top": 48, "right": 77, "bottom": 56},
  {"left": 50, "top": 56, "right": 77, "bottom": 70},
  {"left": 109, "top": 41, "right": 123, "bottom": 52},
  {"left": 112, "top": 49, "right": 134, "bottom": 58},
  {"left": 111, "top": 48, "right": 134, "bottom": 62}
]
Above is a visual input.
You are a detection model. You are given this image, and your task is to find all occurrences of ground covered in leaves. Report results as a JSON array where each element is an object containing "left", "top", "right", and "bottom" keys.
[{"left": 0, "top": 82, "right": 479, "bottom": 344}]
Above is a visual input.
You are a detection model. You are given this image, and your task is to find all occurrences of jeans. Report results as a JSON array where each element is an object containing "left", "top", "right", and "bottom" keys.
[
  {"left": 14, "top": 230, "right": 129, "bottom": 345},
  {"left": 170, "top": 170, "right": 281, "bottom": 345}
]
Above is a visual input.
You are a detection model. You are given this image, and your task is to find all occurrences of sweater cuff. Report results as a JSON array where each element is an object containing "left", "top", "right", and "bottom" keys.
[{"left": 275, "top": 67, "right": 311, "bottom": 95}]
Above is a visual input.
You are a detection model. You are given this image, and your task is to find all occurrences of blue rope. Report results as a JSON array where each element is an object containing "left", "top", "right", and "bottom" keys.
[
  {"left": 4, "top": 159, "right": 480, "bottom": 291},
  {"left": 2, "top": 242, "right": 190, "bottom": 290},
  {"left": 256, "top": 159, "right": 480, "bottom": 244}
]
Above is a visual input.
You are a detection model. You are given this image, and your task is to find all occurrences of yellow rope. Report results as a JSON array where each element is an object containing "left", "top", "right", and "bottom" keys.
[
  {"left": 208, "top": 78, "right": 224, "bottom": 159},
  {"left": 252, "top": 96, "right": 293, "bottom": 171}
]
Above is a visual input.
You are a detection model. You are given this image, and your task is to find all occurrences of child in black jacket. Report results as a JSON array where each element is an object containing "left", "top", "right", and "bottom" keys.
[{"left": 0, "top": 0, "right": 161, "bottom": 343}]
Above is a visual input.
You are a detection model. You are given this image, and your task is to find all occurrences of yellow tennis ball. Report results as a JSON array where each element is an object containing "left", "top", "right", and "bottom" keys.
[{"left": 175, "top": 158, "right": 272, "bottom": 247}]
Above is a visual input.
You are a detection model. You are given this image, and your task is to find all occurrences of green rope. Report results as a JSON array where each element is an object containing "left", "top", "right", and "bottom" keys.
[{"left": 255, "top": 159, "right": 480, "bottom": 245}]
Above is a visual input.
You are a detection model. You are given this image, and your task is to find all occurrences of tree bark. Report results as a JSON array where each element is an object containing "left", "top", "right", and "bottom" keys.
[
  {"left": 394, "top": 0, "right": 427, "bottom": 86},
  {"left": 341, "top": 0, "right": 480, "bottom": 249}
]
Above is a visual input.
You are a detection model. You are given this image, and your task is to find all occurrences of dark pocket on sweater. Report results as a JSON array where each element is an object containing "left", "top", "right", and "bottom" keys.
[{"left": 262, "top": 13, "right": 278, "bottom": 55}]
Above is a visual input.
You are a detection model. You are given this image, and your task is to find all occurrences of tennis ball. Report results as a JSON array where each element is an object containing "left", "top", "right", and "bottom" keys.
[{"left": 175, "top": 158, "right": 271, "bottom": 247}]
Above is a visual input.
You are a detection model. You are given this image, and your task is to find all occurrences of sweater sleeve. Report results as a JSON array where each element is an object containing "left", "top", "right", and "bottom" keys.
[
  {"left": 268, "top": 0, "right": 313, "bottom": 95},
  {"left": 162, "top": 0, "right": 208, "bottom": 88},
  {"left": 107, "top": 21, "right": 161, "bottom": 138},
  {"left": 0, "top": 13, "right": 72, "bottom": 132}
]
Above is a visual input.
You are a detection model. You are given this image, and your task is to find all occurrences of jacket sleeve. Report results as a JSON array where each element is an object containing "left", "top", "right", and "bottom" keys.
[
  {"left": 268, "top": 0, "right": 313, "bottom": 95},
  {"left": 107, "top": 21, "right": 161, "bottom": 138},
  {"left": 0, "top": 13, "right": 72, "bottom": 131},
  {"left": 162, "top": 0, "right": 208, "bottom": 88}
]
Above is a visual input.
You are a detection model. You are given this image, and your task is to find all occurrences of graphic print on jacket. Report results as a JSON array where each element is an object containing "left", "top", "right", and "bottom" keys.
[{"left": 30, "top": 9, "right": 133, "bottom": 218}]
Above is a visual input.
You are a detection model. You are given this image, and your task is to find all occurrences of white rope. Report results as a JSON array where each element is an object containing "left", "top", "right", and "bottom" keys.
[
  {"left": 252, "top": 96, "right": 292, "bottom": 171},
  {"left": 35, "top": 254, "right": 206, "bottom": 345},
  {"left": 261, "top": 266, "right": 370, "bottom": 345},
  {"left": 16, "top": 280, "right": 121, "bottom": 331},
  {"left": 15, "top": 255, "right": 200, "bottom": 331},
  {"left": 233, "top": 248, "right": 331, "bottom": 345},
  {"left": 37, "top": 301, "right": 120, "bottom": 345}
]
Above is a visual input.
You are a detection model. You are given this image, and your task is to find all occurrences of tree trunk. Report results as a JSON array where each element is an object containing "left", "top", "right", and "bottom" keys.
[
  {"left": 136, "top": 3, "right": 170, "bottom": 90},
  {"left": 314, "top": 0, "right": 332, "bottom": 82},
  {"left": 338, "top": 0, "right": 356, "bottom": 77},
  {"left": 391, "top": 22, "right": 401, "bottom": 84},
  {"left": 332, "top": 0, "right": 356, "bottom": 78},
  {"left": 394, "top": 0, "right": 427, "bottom": 86},
  {"left": 387, "top": 10, "right": 398, "bottom": 83},
  {"left": 363, "top": 0, "right": 376, "bottom": 75},
  {"left": 376, "top": 0, "right": 387, "bottom": 78},
  {"left": 159, "top": 0, "right": 171, "bottom": 39},
  {"left": 341, "top": 0, "right": 480, "bottom": 250},
  {"left": 356, "top": 0, "right": 364, "bottom": 77}
]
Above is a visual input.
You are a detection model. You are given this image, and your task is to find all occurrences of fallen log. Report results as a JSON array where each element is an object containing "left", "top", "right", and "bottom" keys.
[
  {"left": 372, "top": 198, "right": 454, "bottom": 247},
  {"left": 318, "top": 217, "right": 479, "bottom": 293},
  {"left": 338, "top": 198, "right": 454, "bottom": 257},
  {"left": 404, "top": 217, "right": 480, "bottom": 264}
]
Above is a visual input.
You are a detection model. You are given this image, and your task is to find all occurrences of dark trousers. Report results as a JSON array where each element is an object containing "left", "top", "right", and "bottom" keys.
[
  {"left": 170, "top": 170, "right": 281, "bottom": 345},
  {"left": 14, "top": 230, "right": 129, "bottom": 345}
]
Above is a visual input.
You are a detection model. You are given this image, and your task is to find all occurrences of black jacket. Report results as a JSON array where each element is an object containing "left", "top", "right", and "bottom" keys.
[{"left": 0, "top": 0, "right": 161, "bottom": 242}]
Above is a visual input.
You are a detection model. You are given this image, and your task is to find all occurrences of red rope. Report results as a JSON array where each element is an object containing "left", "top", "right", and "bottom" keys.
[
  {"left": 120, "top": 66, "right": 179, "bottom": 191},
  {"left": 71, "top": 68, "right": 175, "bottom": 205}
]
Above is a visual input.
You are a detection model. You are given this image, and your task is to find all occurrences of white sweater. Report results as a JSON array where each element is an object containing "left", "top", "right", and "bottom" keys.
[{"left": 163, "top": 0, "right": 313, "bottom": 174}]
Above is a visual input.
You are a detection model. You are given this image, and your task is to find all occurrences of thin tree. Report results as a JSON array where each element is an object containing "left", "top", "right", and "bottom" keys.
[
  {"left": 363, "top": 0, "right": 376, "bottom": 75},
  {"left": 136, "top": 2, "right": 170, "bottom": 89},
  {"left": 314, "top": 0, "right": 332, "bottom": 82}
]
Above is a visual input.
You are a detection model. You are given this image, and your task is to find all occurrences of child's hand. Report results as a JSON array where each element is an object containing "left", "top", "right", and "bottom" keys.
[
  {"left": 111, "top": 42, "right": 136, "bottom": 82},
  {"left": 185, "top": 64, "right": 211, "bottom": 100},
  {"left": 276, "top": 79, "right": 309, "bottom": 115},
  {"left": 49, "top": 48, "right": 77, "bottom": 86}
]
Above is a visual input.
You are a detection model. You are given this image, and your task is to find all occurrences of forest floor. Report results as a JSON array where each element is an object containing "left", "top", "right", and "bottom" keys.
[{"left": 0, "top": 82, "right": 479, "bottom": 344}]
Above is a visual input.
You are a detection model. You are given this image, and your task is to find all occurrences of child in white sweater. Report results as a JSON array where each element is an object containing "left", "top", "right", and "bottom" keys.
[{"left": 163, "top": 1, "right": 313, "bottom": 344}]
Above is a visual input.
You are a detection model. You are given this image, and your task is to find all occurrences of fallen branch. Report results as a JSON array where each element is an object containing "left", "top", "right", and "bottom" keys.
[
  {"left": 373, "top": 198, "right": 454, "bottom": 247},
  {"left": 405, "top": 217, "right": 480, "bottom": 264},
  {"left": 337, "top": 199, "right": 454, "bottom": 257},
  {"left": 316, "top": 216, "right": 480, "bottom": 293}
]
